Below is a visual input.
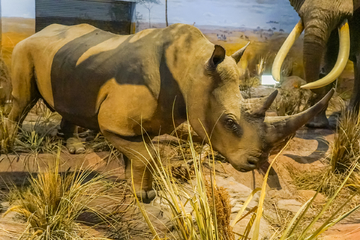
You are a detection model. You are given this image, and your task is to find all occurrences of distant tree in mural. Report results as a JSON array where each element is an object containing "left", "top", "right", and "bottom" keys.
[
  {"left": 165, "top": 0, "right": 168, "bottom": 26},
  {"left": 138, "top": 0, "right": 160, "bottom": 28},
  {"left": 136, "top": 12, "right": 143, "bottom": 31}
]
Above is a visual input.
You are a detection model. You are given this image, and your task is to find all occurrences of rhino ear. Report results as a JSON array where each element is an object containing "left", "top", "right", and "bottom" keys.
[{"left": 208, "top": 45, "right": 226, "bottom": 69}]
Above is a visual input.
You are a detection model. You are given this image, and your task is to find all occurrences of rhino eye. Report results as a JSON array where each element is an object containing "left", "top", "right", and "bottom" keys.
[{"left": 224, "top": 117, "right": 242, "bottom": 136}]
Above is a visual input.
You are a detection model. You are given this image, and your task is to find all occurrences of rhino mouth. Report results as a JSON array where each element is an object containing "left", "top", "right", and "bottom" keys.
[
  {"left": 231, "top": 156, "right": 263, "bottom": 172},
  {"left": 233, "top": 151, "right": 270, "bottom": 172}
]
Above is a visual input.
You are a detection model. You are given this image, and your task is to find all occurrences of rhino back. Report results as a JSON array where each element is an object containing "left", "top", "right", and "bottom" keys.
[
  {"left": 50, "top": 27, "right": 165, "bottom": 129},
  {"left": 49, "top": 23, "right": 209, "bottom": 130}
]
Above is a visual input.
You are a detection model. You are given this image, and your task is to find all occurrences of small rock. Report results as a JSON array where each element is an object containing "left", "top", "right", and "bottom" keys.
[
  {"left": 280, "top": 76, "right": 306, "bottom": 90},
  {"left": 215, "top": 176, "right": 257, "bottom": 201},
  {"left": 242, "top": 85, "right": 276, "bottom": 98},
  {"left": 298, "top": 190, "right": 326, "bottom": 204},
  {"left": 231, "top": 203, "right": 243, "bottom": 213},
  {"left": 230, "top": 199, "right": 238, "bottom": 207},
  {"left": 277, "top": 199, "right": 302, "bottom": 213}
]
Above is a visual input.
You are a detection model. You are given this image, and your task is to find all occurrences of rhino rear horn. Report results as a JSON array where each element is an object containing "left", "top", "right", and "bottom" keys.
[
  {"left": 265, "top": 89, "right": 334, "bottom": 145},
  {"left": 245, "top": 90, "right": 278, "bottom": 116},
  {"left": 232, "top": 42, "right": 250, "bottom": 64}
]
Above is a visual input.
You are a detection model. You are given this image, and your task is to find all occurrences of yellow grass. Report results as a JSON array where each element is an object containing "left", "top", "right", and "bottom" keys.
[
  {"left": 4, "top": 148, "right": 126, "bottom": 240},
  {"left": 2, "top": 32, "right": 31, "bottom": 68}
]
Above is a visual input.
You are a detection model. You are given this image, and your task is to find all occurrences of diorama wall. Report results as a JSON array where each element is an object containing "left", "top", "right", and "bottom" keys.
[
  {"left": 0, "top": 0, "right": 354, "bottom": 86},
  {"left": 36, "top": 0, "right": 136, "bottom": 34}
]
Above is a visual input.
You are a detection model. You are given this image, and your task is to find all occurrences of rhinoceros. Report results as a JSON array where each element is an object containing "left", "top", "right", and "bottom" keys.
[{"left": 6, "top": 23, "right": 333, "bottom": 202}]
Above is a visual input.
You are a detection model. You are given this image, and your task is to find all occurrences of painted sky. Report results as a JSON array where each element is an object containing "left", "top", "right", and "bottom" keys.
[
  {"left": 1, "top": 0, "right": 300, "bottom": 32},
  {"left": 137, "top": 0, "right": 300, "bottom": 31},
  {"left": 2, "top": 0, "right": 35, "bottom": 18}
]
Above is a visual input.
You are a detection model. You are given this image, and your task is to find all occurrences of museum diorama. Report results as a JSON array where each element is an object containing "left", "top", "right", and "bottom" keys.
[{"left": 0, "top": 0, "right": 359, "bottom": 239}]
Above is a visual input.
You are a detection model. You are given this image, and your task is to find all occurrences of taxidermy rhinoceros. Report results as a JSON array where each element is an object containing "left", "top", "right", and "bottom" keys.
[{"left": 6, "top": 23, "right": 333, "bottom": 202}]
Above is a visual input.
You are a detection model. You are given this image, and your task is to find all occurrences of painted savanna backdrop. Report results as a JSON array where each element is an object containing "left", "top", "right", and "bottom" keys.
[
  {"left": 0, "top": 1, "right": 321, "bottom": 77},
  {"left": 1, "top": 1, "right": 360, "bottom": 239},
  {"left": 1, "top": 0, "right": 352, "bottom": 92},
  {"left": 0, "top": 0, "right": 355, "bottom": 92}
]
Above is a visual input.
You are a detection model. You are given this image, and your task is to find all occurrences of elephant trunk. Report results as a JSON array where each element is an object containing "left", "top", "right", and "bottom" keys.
[
  {"left": 302, "top": 17, "right": 330, "bottom": 83},
  {"left": 301, "top": 19, "right": 350, "bottom": 89}
]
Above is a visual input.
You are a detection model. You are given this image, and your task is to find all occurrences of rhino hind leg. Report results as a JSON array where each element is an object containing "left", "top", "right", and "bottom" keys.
[
  {"left": 60, "top": 119, "right": 86, "bottom": 154},
  {"left": 102, "top": 131, "right": 156, "bottom": 203},
  {"left": 5, "top": 47, "right": 40, "bottom": 141}
]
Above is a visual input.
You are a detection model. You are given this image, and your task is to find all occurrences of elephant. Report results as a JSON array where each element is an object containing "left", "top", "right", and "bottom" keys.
[{"left": 273, "top": 0, "right": 360, "bottom": 128}]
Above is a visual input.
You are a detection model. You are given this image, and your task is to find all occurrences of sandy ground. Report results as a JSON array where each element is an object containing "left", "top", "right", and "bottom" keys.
[{"left": 0, "top": 124, "right": 359, "bottom": 239}]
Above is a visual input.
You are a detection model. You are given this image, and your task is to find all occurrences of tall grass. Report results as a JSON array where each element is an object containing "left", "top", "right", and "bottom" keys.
[
  {"left": 330, "top": 108, "right": 360, "bottom": 174},
  {"left": 135, "top": 130, "right": 360, "bottom": 240},
  {"left": 132, "top": 126, "right": 235, "bottom": 240},
  {"left": 0, "top": 99, "right": 60, "bottom": 154},
  {"left": 0, "top": 111, "right": 16, "bottom": 153},
  {"left": 14, "top": 116, "right": 59, "bottom": 154},
  {"left": 4, "top": 148, "right": 124, "bottom": 240}
]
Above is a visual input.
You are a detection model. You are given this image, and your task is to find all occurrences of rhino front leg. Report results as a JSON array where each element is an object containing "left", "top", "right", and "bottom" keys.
[
  {"left": 102, "top": 130, "right": 156, "bottom": 203},
  {"left": 60, "top": 119, "right": 86, "bottom": 154}
]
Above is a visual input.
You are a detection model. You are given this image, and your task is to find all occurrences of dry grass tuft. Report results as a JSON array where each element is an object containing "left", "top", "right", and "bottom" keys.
[
  {"left": 330, "top": 108, "right": 360, "bottom": 174},
  {"left": 14, "top": 119, "right": 59, "bottom": 154},
  {"left": 289, "top": 166, "right": 346, "bottom": 197},
  {"left": 0, "top": 113, "right": 16, "bottom": 154},
  {"left": 4, "top": 149, "right": 120, "bottom": 240},
  {"left": 205, "top": 179, "right": 234, "bottom": 240}
]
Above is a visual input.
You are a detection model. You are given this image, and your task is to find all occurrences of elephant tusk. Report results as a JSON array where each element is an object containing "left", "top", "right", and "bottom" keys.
[
  {"left": 301, "top": 19, "right": 350, "bottom": 89},
  {"left": 272, "top": 20, "right": 304, "bottom": 82}
]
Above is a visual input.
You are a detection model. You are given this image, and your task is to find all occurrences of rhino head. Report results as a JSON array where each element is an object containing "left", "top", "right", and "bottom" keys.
[{"left": 185, "top": 43, "right": 333, "bottom": 172}]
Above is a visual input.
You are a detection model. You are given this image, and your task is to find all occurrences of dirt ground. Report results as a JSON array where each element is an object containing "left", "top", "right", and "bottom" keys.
[{"left": 0, "top": 113, "right": 359, "bottom": 239}]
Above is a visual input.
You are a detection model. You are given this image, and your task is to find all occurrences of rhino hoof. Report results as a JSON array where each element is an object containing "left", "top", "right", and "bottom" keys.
[
  {"left": 136, "top": 189, "right": 156, "bottom": 204},
  {"left": 66, "top": 137, "right": 86, "bottom": 154},
  {"left": 147, "top": 190, "right": 156, "bottom": 200}
]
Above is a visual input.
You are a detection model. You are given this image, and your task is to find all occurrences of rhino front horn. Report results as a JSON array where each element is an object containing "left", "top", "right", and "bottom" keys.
[{"left": 265, "top": 89, "right": 334, "bottom": 145}]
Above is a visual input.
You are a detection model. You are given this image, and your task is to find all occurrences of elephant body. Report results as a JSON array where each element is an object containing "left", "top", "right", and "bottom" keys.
[{"left": 289, "top": 0, "right": 360, "bottom": 127}]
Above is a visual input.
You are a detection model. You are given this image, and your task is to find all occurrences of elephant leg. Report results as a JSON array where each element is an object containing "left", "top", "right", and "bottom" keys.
[
  {"left": 349, "top": 56, "right": 360, "bottom": 112},
  {"left": 60, "top": 119, "right": 85, "bottom": 154},
  {"left": 101, "top": 130, "right": 156, "bottom": 203},
  {"left": 306, "top": 31, "right": 338, "bottom": 128}
]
